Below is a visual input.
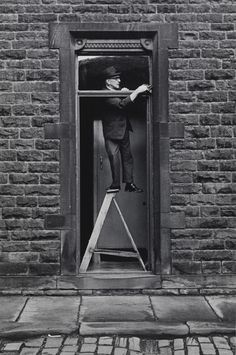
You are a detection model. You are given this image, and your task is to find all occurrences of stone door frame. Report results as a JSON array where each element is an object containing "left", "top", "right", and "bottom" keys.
[{"left": 45, "top": 23, "right": 184, "bottom": 289}]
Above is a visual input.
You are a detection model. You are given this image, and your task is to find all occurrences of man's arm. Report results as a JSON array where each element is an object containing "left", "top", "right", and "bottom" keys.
[
  {"left": 130, "top": 84, "right": 152, "bottom": 102},
  {"left": 106, "top": 96, "right": 132, "bottom": 110},
  {"left": 106, "top": 84, "right": 151, "bottom": 109}
]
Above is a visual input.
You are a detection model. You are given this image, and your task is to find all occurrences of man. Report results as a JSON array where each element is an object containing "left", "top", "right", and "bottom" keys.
[{"left": 101, "top": 66, "right": 151, "bottom": 193}]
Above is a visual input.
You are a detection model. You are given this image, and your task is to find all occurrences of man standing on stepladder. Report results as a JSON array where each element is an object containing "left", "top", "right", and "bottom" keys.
[{"left": 101, "top": 66, "right": 152, "bottom": 193}]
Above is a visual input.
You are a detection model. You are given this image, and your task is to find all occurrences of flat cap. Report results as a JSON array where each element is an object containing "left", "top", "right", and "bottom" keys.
[{"left": 102, "top": 66, "right": 121, "bottom": 79}]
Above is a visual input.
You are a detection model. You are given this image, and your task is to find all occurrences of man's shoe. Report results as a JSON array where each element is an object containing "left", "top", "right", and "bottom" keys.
[
  {"left": 125, "top": 183, "right": 143, "bottom": 193},
  {"left": 106, "top": 184, "right": 120, "bottom": 193}
]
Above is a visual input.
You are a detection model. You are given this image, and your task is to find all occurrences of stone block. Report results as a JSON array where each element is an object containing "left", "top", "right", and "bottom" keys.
[
  {"left": 99, "top": 337, "right": 113, "bottom": 345},
  {"left": 25, "top": 185, "right": 59, "bottom": 195},
  {"left": 20, "top": 127, "right": 44, "bottom": 139},
  {"left": 17, "top": 151, "right": 43, "bottom": 161},
  {"left": 218, "top": 350, "right": 233, "bottom": 355},
  {"left": 80, "top": 321, "right": 189, "bottom": 337},
  {"left": 197, "top": 91, "right": 227, "bottom": 103},
  {"left": 186, "top": 126, "right": 211, "bottom": 138},
  {"left": 0, "top": 262, "right": 28, "bottom": 275},
  {"left": 211, "top": 24, "right": 234, "bottom": 31},
  {"left": 195, "top": 250, "right": 232, "bottom": 261},
  {"left": 12, "top": 104, "right": 39, "bottom": 116},
  {"left": 25, "top": 69, "right": 58, "bottom": 81},
  {"left": 4, "top": 342, "right": 24, "bottom": 352},
  {"left": 172, "top": 261, "right": 202, "bottom": 275},
  {"left": 171, "top": 160, "right": 197, "bottom": 171},
  {"left": 0, "top": 296, "right": 26, "bottom": 321},
  {"left": 174, "top": 339, "right": 184, "bottom": 350},
  {"left": 202, "top": 262, "right": 221, "bottom": 274},
  {"left": 206, "top": 296, "right": 236, "bottom": 321},
  {"left": 16, "top": 197, "right": 37, "bottom": 207},
  {"left": 61, "top": 344, "right": 78, "bottom": 352},
  {"left": 200, "top": 207, "right": 220, "bottom": 217},
  {"left": 0, "top": 197, "right": 16, "bottom": 207},
  {"left": 199, "top": 114, "right": 220, "bottom": 125},
  {"left": 199, "top": 342, "right": 216, "bottom": 355},
  {"left": 151, "top": 296, "right": 218, "bottom": 322},
  {"left": 31, "top": 93, "right": 59, "bottom": 105},
  {"left": 2, "top": 208, "right": 32, "bottom": 219},
  {"left": 97, "top": 345, "right": 113, "bottom": 354},
  {"left": 128, "top": 337, "right": 140, "bottom": 351},
  {"left": 187, "top": 346, "right": 200, "bottom": 355},
  {"left": 79, "top": 296, "right": 154, "bottom": 322},
  {"left": 187, "top": 321, "right": 235, "bottom": 335},
  {"left": 20, "top": 348, "right": 38, "bottom": 355},
  {"left": 28, "top": 163, "right": 59, "bottom": 173},
  {"left": 10, "top": 139, "right": 34, "bottom": 150},
  {"left": 79, "top": 343, "right": 97, "bottom": 352},
  {"left": 28, "top": 263, "right": 60, "bottom": 275},
  {"left": 170, "top": 70, "right": 204, "bottom": 81},
  {"left": 44, "top": 336, "right": 63, "bottom": 348},
  {"left": 212, "top": 336, "right": 230, "bottom": 349},
  {"left": 174, "top": 351, "right": 185, "bottom": 355},
  {"left": 63, "top": 336, "right": 78, "bottom": 345},
  {"left": 114, "top": 348, "right": 127, "bottom": 355},
  {"left": 41, "top": 349, "right": 58, "bottom": 355},
  {"left": 24, "top": 337, "right": 44, "bottom": 347},
  {"left": 35, "top": 140, "right": 59, "bottom": 151},
  {"left": 83, "top": 337, "right": 97, "bottom": 344},
  {"left": 222, "top": 262, "right": 236, "bottom": 273},
  {"left": 211, "top": 102, "right": 235, "bottom": 114},
  {"left": 40, "top": 174, "right": 59, "bottom": 185},
  {"left": 19, "top": 296, "right": 80, "bottom": 327},
  {"left": 0, "top": 185, "right": 24, "bottom": 195}
]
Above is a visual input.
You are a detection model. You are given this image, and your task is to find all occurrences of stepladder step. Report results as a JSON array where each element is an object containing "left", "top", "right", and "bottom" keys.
[{"left": 92, "top": 248, "right": 141, "bottom": 258}]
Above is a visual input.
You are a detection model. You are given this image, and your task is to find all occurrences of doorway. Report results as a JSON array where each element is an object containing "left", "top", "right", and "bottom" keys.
[
  {"left": 48, "top": 22, "right": 179, "bottom": 282},
  {"left": 79, "top": 55, "right": 150, "bottom": 272}
]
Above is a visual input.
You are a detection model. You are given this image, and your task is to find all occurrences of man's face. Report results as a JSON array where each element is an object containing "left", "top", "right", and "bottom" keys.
[{"left": 107, "top": 76, "right": 121, "bottom": 90}]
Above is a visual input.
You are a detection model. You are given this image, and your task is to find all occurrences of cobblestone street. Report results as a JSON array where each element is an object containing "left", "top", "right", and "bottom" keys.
[{"left": 0, "top": 335, "right": 235, "bottom": 355}]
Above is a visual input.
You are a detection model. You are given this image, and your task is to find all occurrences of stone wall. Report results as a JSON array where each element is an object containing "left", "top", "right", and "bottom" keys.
[{"left": 0, "top": 0, "right": 235, "bottom": 283}]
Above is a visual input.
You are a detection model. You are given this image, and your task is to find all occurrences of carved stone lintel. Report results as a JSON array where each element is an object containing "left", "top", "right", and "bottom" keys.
[
  {"left": 75, "top": 39, "right": 145, "bottom": 52},
  {"left": 75, "top": 39, "right": 87, "bottom": 50},
  {"left": 140, "top": 38, "right": 153, "bottom": 51}
]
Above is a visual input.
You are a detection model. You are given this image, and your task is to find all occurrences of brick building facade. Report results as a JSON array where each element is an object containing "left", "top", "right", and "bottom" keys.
[{"left": 0, "top": 0, "right": 235, "bottom": 294}]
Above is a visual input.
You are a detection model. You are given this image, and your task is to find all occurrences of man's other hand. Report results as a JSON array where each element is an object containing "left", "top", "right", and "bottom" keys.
[
  {"left": 130, "top": 84, "right": 152, "bottom": 101},
  {"left": 137, "top": 84, "right": 152, "bottom": 94}
]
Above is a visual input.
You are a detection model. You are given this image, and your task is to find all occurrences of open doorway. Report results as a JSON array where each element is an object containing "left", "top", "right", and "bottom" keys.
[{"left": 78, "top": 55, "right": 150, "bottom": 273}]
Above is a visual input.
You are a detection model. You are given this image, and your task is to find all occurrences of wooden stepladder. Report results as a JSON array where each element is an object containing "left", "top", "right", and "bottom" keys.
[{"left": 79, "top": 191, "right": 147, "bottom": 273}]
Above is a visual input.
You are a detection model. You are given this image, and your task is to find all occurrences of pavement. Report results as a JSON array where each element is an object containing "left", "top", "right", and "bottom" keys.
[{"left": 0, "top": 295, "right": 235, "bottom": 341}]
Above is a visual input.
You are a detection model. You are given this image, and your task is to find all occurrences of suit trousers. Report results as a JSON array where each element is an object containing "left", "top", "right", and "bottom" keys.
[{"left": 105, "top": 129, "right": 133, "bottom": 187}]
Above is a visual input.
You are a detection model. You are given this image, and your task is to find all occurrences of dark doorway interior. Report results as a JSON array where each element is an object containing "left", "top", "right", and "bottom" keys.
[{"left": 79, "top": 56, "right": 150, "bottom": 271}]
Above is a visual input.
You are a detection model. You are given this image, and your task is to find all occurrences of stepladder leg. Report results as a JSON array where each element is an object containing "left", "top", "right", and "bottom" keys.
[
  {"left": 113, "top": 199, "right": 147, "bottom": 271},
  {"left": 79, "top": 192, "right": 116, "bottom": 273}
]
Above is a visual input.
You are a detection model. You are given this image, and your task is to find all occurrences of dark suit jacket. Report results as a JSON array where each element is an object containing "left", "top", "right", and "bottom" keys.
[{"left": 102, "top": 95, "right": 133, "bottom": 140}]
